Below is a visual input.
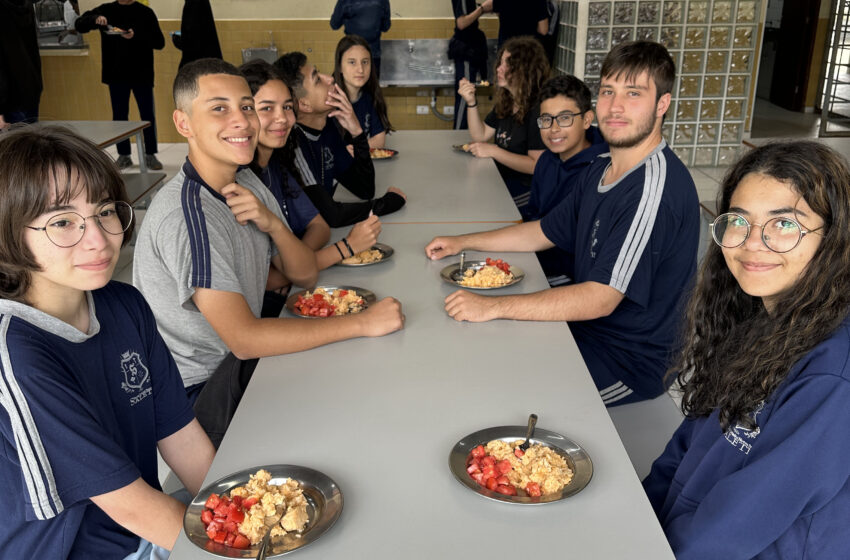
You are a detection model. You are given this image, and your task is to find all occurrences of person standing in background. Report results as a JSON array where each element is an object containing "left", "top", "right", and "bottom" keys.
[
  {"left": 491, "top": 0, "right": 549, "bottom": 47},
  {"left": 330, "top": 0, "right": 391, "bottom": 78},
  {"left": 171, "top": 0, "right": 222, "bottom": 69},
  {"left": 0, "top": 0, "right": 42, "bottom": 127},
  {"left": 449, "top": 0, "right": 491, "bottom": 129},
  {"left": 75, "top": 0, "right": 165, "bottom": 170}
]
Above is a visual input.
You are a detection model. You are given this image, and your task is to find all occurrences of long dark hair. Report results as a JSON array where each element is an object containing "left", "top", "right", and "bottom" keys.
[
  {"left": 238, "top": 59, "right": 305, "bottom": 193},
  {"left": 674, "top": 141, "right": 850, "bottom": 431},
  {"left": 0, "top": 125, "right": 133, "bottom": 304},
  {"left": 493, "top": 36, "right": 550, "bottom": 122},
  {"left": 333, "top": 35, "right": 394, "bottom": 133}
]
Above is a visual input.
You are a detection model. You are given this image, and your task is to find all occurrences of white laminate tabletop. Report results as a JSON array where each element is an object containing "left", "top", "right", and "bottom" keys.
[
  {"left": 170, "top": 222, "right": 674, "bottom": 559},
  {"left": 40, "top": 120, "right": 151, "bottom": 149},
  {"left": 339, "top": 130, "right": 523, "bottom": 224}
]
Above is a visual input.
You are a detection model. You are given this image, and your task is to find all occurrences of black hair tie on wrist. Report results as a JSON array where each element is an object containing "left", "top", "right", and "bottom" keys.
[
  {"left": 334, "top": 242, "right": 346, "bottom": 259},
  {"left": 341, "top": 238, "right": 355, "bottom": 258}
]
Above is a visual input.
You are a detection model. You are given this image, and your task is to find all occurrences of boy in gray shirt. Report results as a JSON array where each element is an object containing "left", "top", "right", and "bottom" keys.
[{"left": 134, "top": 59, "right": 404, "bottom": 446}]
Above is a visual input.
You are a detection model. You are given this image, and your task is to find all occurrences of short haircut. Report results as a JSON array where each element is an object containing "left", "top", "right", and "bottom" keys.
[
  {"left": 239, "top": 59, "right": 286, "bottom": 96},
  {"left": 539, "top": 75, "right": 593, "bottom": 114},
  {"left": 0, "top": 125, "right": 134, "bottom": 303},
  {"left": 274, "top": 52, "right": 308, "bottom": 97},
  {"left": 600, "top": 41, "right": 675, "bottom": 101},
  {"left": 173, "top": 57, "right": 244, "bottom": 111}
]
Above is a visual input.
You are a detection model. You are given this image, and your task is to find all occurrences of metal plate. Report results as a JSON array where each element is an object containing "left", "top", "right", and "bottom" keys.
[
  {"left": 336, "top": 243, "right": 394, "bottom": 267},
  {"left": 183, "top": 464, "right": 343, "bottom": 557},
  {"left": 285, "top": 286, "right": 376, "bottom": 318},
  {"left": 452, "top": 144, "right": 473, "bottom": 155},
  {"left": 449, "top": 426, "right": 593, "bottom": 505},
  {"left": 369, "top": 148, "right": 398, "bottom": 160},
  {"left": 440, "top": 261, "right": 525, "bottom": 290}
]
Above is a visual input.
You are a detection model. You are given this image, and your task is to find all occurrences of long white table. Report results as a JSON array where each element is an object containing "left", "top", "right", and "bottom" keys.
[
  {"left": 170, "top": 219, "right": 674, "bottom": 557},
  {"left": 340, "top": 130, "right": 523, "bottom": 224}
]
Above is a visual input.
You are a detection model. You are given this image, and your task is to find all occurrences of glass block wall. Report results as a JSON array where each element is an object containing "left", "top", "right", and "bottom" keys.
[{"left": 555, "top": 0, "right": 762, "bottom": 167}]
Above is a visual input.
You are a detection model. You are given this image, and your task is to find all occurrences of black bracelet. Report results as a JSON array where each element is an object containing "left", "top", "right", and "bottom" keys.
[
  {"left": 341, "top": 238, "right": 355, "bottom": 258},
  {"left": 334, "top": 242, "right": 346, "bottom": 259},
  {"left": 467, "top": 101, "right": 479, "bottom": 108}
]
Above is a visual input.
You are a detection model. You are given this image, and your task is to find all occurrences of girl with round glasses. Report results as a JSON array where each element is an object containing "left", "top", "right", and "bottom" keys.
[
  {"left": 644, "top": 141, "right": 850, "bottom": 558},
  {"left": 0, "top": 125, "right": 214, "bottom": 558}
]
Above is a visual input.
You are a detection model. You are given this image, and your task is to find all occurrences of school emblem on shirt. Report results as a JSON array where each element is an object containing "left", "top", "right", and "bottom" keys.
[
  {"left": 495, "top": 129, "right": 511, "bottom": 149},
  {"left": 724, "top": 402, "right": 763, "bottom": 455},
  {"left": 590, "top": 218, "right": 601, "bottom": 258},
  {"left": 323, "top": 146, "right": 335, "bottom": 172},
  {"left": 120, "top": 350, "right": 152, "bottom": 406},
  {"left": 364, "top": 113, "right": 371, "bottom": 136}
]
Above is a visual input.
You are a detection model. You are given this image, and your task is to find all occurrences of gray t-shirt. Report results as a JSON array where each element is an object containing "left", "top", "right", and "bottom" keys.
[{"left": 133, "top": 161, "right": 287, "bottom": 387}]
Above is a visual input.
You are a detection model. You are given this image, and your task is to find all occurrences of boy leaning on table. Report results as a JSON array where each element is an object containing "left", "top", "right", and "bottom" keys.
[
  {"left": 425, "top": 41, "right": 700, "bottom": 406},
  {"left": 133, "top": 58, "right": 404, "bottom": 449},
  {"left": 528, "top": 74, "right": 608, "bottom": 287}
]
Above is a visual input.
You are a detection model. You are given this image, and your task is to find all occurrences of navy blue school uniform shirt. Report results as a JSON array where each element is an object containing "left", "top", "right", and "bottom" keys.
[
  {"left": 329, "top": 0, "right": 391, "bottom": 60},
  {"left": 492, "top": 0, "right": 549, "bottom": 46},
  {"left": 352, "top": 91, "right": 384, "bottom": 140},
  {"left": 291, "top": 120, "right": 375, "bottom": 200},
  {"left": 0, "top": 282, "right": 195, "bottom": 558},
  {"left": 644, "top": 317, "right": 850, "bottom": 559},
  {"left": 260, "top": 161, "right": 320, "bottom": 238},
  {"left": 540, "top": 140, "right": 699, "bottom": 399}
]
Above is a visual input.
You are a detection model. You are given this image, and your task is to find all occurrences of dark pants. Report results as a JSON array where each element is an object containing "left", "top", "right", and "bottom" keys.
[
  {"left": 108, "top": 83, "right": 158, "bottom": 155},
  {"left": 453, "top": 58, "right": 487, "bottom": 130},
  {"left": 5, "top": 106, "right": 39, "bottom": 125},
  {"left": 187, "top": 290, "right": 289, "bottom": 448},
  {"left": 373, "top": 57, "right": 381, "bottom": 79}
]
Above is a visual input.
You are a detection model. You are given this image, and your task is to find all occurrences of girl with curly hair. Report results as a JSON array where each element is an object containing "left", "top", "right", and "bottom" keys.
[
  {"left": 644, "top": 141, "right": 850, "bottom": 558},
  {"left": 458, "top": 36, "right": 549, "bottom": 211},
  {"left": 333, "top": 34, "right": 393, "bottom": 149}
]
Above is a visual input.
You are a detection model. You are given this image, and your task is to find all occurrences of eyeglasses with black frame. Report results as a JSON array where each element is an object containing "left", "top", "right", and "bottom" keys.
[
  {"left": 709, "top": 212, "right": 824, "bottom": 254},
  {"left": 536, "top": 111, "right": 582, "bottom": 129},
  {"left": 25, "top": 201, "right": 134, "bottom": 248}
]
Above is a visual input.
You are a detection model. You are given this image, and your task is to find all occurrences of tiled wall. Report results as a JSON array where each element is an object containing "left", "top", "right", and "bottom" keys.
[
  {"left": 554, "top": 0, "right": 764, "bottom": 167},
  {"left": 40, "top": 18, "right": 500, "bottom": 144}
]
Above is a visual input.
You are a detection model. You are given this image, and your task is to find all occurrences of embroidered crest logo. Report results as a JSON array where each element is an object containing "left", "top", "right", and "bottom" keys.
[
  {"left": 724, "top": 402, "right": 763, "bottom": 454},
  {"left": 323, "top": 146, "right": 335, "bottom": 172},
  {"left": 120, "top": 350, "right": 150, "bottom": 393}
]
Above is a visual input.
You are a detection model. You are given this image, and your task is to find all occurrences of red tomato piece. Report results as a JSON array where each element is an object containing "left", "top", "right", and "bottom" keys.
[
  {"left": 482, "top": 465, "right": 497, "bottom": 480},
  {"left": 205, "top": 527, "right": 217, "bottom": 540},
  {"left": 471, "top": 445, "right": 486, "bottom": 458},
  {"left": 230, "top": 495, "right": 242, "bottom": 508},
  {"left": 243, "top": 497, "right": 258, "bottom": 509},
  {"left": 213, "top": 531, "right": 227, "bottom": 544},
  {"left": 207, "top": 520, "right": 222, "bottom": 532},
  {"left": 526, "top": 482, "right": 542, "bottom": 497},
  {"left": 481, "top": 455, "right": 496, "bottom": 467},
  {"left": 338, "top": 289, "right": 348, "bottom": 297},
  {"left": 467, "top": 464, "right": 480, "bottom": 475},
  {"left": 201, "top": 510, "right": 214, "bottom": 525},
  {"left": 495, "top": 484, "right": 517, "bottom": 496},
  {"left": 471, "top": 472, "right": 485, "bottom": 484},
  {"left": 312, "top": 293, "right": 324, "bottom": 301},
  {"left": 214, "top": 503, "right": 230, "bottom": 518},
  {"left": 232, "top": 534, "right": 251, "bottom": 549},
  {"left": 514, "top": 447, "right": 524, "bottom": 458},
  {"left": 485, "top": 477, "right": 498, "bottom": 491},
  {"left": 228, "top": 509, "right": 245, "bottom": 524},
  {"left": 496, "top": 459, "right": 512, "bottom": 474},
  {"left": 204, "top": 494, "right": 221, "bottom": 510},
  {"left": 496, "top": 475, "right": 510, "bottom": 486},
  {"left": 224, "top": 533, "right": 236, "bottom": 547}
]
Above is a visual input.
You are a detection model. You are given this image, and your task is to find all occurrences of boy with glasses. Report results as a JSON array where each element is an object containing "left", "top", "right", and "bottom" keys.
[{"left": 425, "top": 41, "right": 700, "bottom": 406}]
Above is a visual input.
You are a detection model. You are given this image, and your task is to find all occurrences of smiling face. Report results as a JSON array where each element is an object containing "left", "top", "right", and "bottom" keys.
[
  {"left": 595, "top": 70, "right": 668, "bottom": 149},
  {"left": 722, "top": 172, "right": 825, "bottom": 313},
  {"left": 254, "top": 79, "right": 296, "bottom": 151},
  {"left": 340, "top": 45, "right": 371, "bottom": 92},
  {"left": 297, "top": 61, "right": 335, "bottom": 115},
  {"left": 24, "top": 186, "right": 123, "bottom": 303},
  {"left": 539, "top": 94, "right": 593, "bottom": 161},
  {"left": 174, "top": 73, "right": 259, "bottom": 168}
]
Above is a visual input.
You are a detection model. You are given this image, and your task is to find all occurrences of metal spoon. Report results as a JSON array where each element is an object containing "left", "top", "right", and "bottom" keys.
[
  {"left": 256, "top": 506, "right": 288, "bottom": 560},
  {"left": 458, "top": 251, "right": 466, "bottom": 280},
  {"left": 518, "top": 414, "right": 538, "bottom": 454}
]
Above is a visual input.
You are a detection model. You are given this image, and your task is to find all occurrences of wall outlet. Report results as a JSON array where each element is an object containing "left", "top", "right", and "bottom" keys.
[
  {"left": 416, "top": 105, "right": 429, "bottom": 115},
  {"left": 443, "top": 105, "right": 455, "bottom": 115}
]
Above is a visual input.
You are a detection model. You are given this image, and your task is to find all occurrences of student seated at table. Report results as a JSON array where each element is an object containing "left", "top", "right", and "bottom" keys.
[
  {"left": 333, "top": 35, "right": 394, "bottom": 149},
  {"left": 0, "top": 125, "right": 215, "bottom": 558},
  {"left": 458, "top": 35, "right": 548, "bottom": 213},
  {"left": 643, "top": 141, "right": 850, "bottom": 559},
  {"left": 133, "top": 58, "right": 405, "bottom": 448},
  {"left": 530, "top": 74, "right": 607, "bottom": 286},
  {"left": 274, "top": 51, "right": 406, "bottom": 228},
  {"left": 426, "top": 41, "right": 700, "bottom": 406},
  {"left": 238, "top": 60, "right": 383, "bottom": 303}
]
